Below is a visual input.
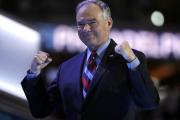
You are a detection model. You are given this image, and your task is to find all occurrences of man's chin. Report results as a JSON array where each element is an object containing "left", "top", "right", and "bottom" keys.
[{"left": 87, "top": 42, "right": 99, "bottom": 50}]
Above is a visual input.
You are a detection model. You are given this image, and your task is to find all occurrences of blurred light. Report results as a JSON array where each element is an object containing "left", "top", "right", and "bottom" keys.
[
  {"left": 52, "top": 27, "right": 180, "bottom": 59},
  {"left": 0, "top": 14, "right": 40, "bottom": 43},
  {"left": 0, "top": 14, "right": 40, "bottom": 99},
  {"left": 151, "top": 11, "right": 165, "bottom": 27},
  {"left": 0, "top": 78, "right": 25, "bottom": 99},
  {"left": 53, "top": 25, "right": 86, "bottom": 52}
]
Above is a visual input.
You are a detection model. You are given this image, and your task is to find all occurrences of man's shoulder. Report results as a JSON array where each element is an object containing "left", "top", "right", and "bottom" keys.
[{"left": 60, "top": 51, "right": 86, "bottom": 67}]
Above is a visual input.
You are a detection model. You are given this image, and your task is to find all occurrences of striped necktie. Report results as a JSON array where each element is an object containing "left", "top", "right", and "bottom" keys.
[{"left": 82, "top": 50, "right": 97, "bottom": 97}]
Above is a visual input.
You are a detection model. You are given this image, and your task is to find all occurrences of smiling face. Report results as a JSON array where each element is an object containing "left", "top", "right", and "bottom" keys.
[{"left": 76, "top": 3, "right": 113, "bottom": 50}]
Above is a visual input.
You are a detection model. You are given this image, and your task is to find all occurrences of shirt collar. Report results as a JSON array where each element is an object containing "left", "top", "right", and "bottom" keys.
[{"left": 86, "top": 38, "right": 111, "bottom": 61}]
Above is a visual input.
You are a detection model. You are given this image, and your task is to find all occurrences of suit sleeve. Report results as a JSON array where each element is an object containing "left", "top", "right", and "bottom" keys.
[
  {"left": 128, "top": 51, "right": 160, "bottom": 110},
  {"left": 21, "top": 66, "right": 64, "bottom": 118}
]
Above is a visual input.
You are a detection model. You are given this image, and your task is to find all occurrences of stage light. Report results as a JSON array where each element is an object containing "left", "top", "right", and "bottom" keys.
[{"left": 151, "top": 11, "right": 165, "bottom": 27}]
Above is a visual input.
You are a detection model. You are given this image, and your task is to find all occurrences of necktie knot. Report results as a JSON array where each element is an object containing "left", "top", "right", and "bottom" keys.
[
  {"left": 88, "top": 50, "right": 97, "bottom": 71},
  {"left": 91, "top": 49, "right": 97, "bottom": 57}
]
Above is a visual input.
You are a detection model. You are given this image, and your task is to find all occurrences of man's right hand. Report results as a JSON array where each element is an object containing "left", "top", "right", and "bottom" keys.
[{"left": 30, "top": 51, "right": 52, "bottom": 74}]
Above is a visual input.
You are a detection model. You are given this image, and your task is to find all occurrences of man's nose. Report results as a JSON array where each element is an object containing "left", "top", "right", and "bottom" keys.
[{"left": 83, "top": 24, "right": 91, "bottom": 32}]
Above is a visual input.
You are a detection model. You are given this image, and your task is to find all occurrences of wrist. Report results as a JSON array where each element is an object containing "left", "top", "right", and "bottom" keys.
[
  {"left": 126, "top": 56, "right": 137, "bottom": 63},
  {"left": 28, "top": 69, "right": 41, "bottom": 75}
]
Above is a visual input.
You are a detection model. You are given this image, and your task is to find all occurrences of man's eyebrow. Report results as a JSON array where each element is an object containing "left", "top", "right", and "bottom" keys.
[{"left": 77, "top": 19, "right": 96, "bottom": 24}]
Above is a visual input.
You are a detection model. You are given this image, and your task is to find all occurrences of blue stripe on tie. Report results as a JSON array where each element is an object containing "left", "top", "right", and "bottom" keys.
[{"left": 84, "top": 67, "right": 93, "bottom": 80}]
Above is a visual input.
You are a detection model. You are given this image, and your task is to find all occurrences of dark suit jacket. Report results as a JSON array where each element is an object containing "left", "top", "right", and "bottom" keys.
[{"left": 21, "top": 40, "right": 159, "bottom": 120}]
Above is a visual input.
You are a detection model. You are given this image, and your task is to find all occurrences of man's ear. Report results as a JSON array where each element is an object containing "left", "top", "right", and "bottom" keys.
[{"left": 107, "top": 17, "right": 113, "bottom": 29}]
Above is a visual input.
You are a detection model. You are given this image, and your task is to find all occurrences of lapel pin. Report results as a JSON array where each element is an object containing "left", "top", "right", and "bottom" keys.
[{"left": 109, "top": 54, "right": 114, "bottom": 57}]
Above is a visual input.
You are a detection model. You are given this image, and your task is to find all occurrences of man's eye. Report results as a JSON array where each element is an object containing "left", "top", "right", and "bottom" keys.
[
  {"left": 78, "top": 23, "right": 84, "bottom": 26},
  {"left": 90, "top": 21, "right": 96, "bottom": 24},
  {"left": 77, "top": 24, "right": 84, "bottom": 28}
]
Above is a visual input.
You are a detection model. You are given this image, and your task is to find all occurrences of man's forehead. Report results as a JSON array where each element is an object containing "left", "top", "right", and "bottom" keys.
[
  {"left": 77, "top": 2, "right": 100, "bottom": 12},
  {"left": 76, "top": 9, "right": 102, "bottom": 22},
  {"left": 76, "top": 3, "right": 102, "bottom": 16}
]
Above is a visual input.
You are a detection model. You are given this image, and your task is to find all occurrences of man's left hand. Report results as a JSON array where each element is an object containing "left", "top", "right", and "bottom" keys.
[{"left": 115, "top": 41, "right": 136, "bottom": 62}]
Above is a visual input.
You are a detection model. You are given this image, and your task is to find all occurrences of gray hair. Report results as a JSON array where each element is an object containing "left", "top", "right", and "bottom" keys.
[{"left": 76, "top": 0, "right": 111, "bottom": 20}]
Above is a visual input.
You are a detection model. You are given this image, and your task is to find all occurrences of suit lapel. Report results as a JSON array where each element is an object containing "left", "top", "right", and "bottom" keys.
[
  {"left": 71, "top": 51, "right": 87, "bottom": 108},
  {"left": 83, "top": 39, "right": 119, "bottom": 104}
]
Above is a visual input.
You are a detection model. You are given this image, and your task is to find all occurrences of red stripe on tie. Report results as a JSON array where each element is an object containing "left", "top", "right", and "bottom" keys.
[{"left": 82, "top": 76, "right": 90, "bottom": 90}]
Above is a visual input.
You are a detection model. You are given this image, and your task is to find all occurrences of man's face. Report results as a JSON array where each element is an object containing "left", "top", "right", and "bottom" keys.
[{"left": 76, "top": 3, "right": 112, "bottom": 50}]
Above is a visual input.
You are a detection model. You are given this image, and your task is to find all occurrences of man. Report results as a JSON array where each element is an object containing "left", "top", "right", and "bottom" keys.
[{"left": 21, "top": 0, "right": 159, "bottom": 120}]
